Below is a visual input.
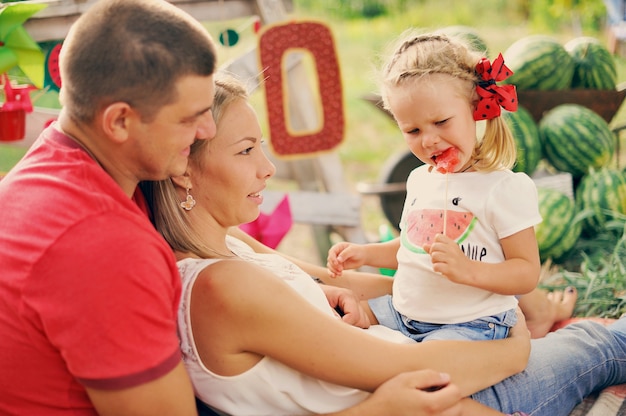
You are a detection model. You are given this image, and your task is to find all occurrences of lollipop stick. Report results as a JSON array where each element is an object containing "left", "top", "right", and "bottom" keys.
[{"left": 443, "top": 173, "right": 448, "bottom": 237}]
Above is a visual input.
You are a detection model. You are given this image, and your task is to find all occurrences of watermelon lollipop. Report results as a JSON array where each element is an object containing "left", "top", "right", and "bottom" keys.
[
  {"left": 434, "top": 147, "right": 460, "bottom": 237},
  {"left": 435, "top": 148, "right": 460, "bottom": 173}
]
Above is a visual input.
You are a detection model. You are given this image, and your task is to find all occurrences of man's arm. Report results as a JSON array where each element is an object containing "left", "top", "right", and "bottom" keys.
[{"left": 85, "top": 362, "right": 197, "bottom": 416}]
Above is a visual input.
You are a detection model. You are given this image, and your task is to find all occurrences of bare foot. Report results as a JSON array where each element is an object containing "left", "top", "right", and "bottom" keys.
[{"left": 519, "top": 287, "right": 577, "bottom": 339}]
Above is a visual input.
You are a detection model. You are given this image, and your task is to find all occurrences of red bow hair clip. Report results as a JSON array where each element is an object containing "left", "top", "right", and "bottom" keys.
[{"left": 473, "top": 53, "right": 518, "bottom": 121}]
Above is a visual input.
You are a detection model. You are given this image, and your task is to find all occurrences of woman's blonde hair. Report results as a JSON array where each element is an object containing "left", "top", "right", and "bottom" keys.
[
  {"left": 379, "top": 30, "right": 516, "bottom": 171},
  {"left": 140, "top": 73, "right": 249, "bottom": 258}
]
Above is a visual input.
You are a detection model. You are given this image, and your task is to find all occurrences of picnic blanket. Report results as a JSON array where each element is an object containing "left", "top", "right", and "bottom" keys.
[
  {"left": 570, "top": 384, "right": 626, "bottom": 415},
  {"left": 552, "top": 318, "right": 626, "bottom": 416}
]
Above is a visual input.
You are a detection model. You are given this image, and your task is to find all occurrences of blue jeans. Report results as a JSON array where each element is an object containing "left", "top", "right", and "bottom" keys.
[
  {"left": 473, "top": 317, "right": 626, "bottom": 415},
  {"left": 368, "top": 294, "right": 517, "bottom": 341}
]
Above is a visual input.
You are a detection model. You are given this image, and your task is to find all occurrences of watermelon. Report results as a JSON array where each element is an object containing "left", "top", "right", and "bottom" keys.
[
  {"left": 502, "top": 107, "right": 542, "bottom": 175},
  {"left": 401, "top": 209, "right": 476, "bottom": 254},
  {"left": 435, "top": 147, "right": 460, "bottom": 173},
  {"left": 435, "top": 26, "right": 488, "bottom": 55},
  {"left": 565, "top": 37, "right": 617, "bottom": 90},
  {"left": 575, "top": 167, "right": 626, "bottom": 236},
  {"left": 539, "top": 104, "right": 615, "bottom": 179},
  {"left": 44, "top": 42, "right": 62, "bottom": 91},
  {"left": 502, "top": 35, "right": 575, "bottom": 90},
  {"left": 535, "top": 187, "right": 582, "bottom": 263}
]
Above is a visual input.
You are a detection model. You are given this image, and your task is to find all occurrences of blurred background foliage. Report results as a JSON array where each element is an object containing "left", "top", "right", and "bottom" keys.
[
  {"left": 294, "top": 0, "right": 608, "bottom": 33},
  {"left": 2, "top": 0, "right": 626, "bottom": 316}
]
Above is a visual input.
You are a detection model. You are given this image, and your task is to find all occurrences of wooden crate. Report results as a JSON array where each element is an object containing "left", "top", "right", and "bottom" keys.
[{"left": 517, "top": 84, "right": 626, "bottom": 123}]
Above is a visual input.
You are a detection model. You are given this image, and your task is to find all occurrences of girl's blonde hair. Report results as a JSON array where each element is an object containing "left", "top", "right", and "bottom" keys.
[
  {"left": 140, "top": 73, "right": 249, "bottom": 258},
  {"left": 379, "top": 31, "right": 516, "bottom": 171}
]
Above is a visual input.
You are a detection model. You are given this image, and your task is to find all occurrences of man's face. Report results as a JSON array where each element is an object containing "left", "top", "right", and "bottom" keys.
[{"left": 131, "top": 74, "right": 216, "bottom": 181}]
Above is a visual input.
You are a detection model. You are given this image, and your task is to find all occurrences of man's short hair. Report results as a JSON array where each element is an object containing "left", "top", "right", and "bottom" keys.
[{"left": 59, "top": 0, "right": 217, "bottom": 123}]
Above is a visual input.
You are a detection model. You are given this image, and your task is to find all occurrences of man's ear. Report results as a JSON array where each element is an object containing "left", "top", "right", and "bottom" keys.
[{"left": 101, "top": 102, "right": 134, "bottom": 144}]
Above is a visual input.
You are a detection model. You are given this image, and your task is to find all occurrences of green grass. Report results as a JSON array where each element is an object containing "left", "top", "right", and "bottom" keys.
[
  {"left": 540, "top": 223, "right": 626, "bottom": 319},
  {"left": 0, "top": 144, "right": 26, "bottom": 174}
]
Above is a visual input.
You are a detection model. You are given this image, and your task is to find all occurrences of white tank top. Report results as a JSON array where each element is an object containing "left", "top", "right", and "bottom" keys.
[{"left": 177, "top": 236, "right": 412, "bottom": 415}]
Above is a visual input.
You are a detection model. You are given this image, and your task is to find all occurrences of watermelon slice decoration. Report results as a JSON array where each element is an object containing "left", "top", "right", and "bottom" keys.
[
  {"left": 44, "top": 42, "right": 62, "bottom": 92},
  {"left": 435, "top": 147, "right": 460, "bottom": 173},
  {"left": 401, "top": 208, "right": 476, "bottom": 254}
]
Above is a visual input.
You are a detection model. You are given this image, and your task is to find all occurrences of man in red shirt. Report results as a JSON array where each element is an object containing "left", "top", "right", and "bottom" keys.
[{"left": 0, "top": 0, "right": 217, "bottom": 413}]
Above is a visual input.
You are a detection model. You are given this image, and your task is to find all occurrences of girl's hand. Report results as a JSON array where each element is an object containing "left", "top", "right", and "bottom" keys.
[
  {"left": 424, "top": 234, "right": 472, "bottom": 285},
  {"left": 327, "top": 242, "right": 367, "bottom": 277}
]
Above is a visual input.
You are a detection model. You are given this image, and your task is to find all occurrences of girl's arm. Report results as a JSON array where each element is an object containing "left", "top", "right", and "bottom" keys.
[
  {"left": 191, "top": 260, "right": 530, "bottom": 398},
  {"left": 327, "top": 239, "right": 401, "bottom": 274},
  {"left": 428, "top": 227, "right": 540, "bottom": 295}
]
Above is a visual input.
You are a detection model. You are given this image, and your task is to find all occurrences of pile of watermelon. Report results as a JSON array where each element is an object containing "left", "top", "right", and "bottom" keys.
[
  {"left": 535, "top": 187, "right": 582, "bottom": 263},
  {"left": 454, "top": 28, "right": 625, "bottom": 265},
  {"left": 499, "top": 35, "right": 618, "bottom": 180},
  {"left": 502, "top": 35, "right": 623, "bottom": 265},
  {"left": 536, "top": 167, "right": 626, "bottom": 265},
  {"left": 539, "top": 104, "right": 615, "bottom": 179},
  {"left": 503, "top": 35, "right": 617, "bottom": 91}
]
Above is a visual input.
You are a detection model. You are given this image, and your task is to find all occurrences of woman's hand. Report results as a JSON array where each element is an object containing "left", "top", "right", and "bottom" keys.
[
  {"left": 325, "top": 370, "right": 463, "bottom": 416},
  {"left": 509, "top": 308, "right": 531, "bottom": 343},
  {"left": 320, "top": 285, "right": 371, "bottom": 328},
  {"left": 507, "top": 308, "right": 531, "bottom": 371}
]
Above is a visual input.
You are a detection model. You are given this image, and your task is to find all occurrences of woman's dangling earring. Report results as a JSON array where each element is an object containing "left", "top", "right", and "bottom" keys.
[{"left": 180, "top": 187, "right": 196, "bottom": 211}]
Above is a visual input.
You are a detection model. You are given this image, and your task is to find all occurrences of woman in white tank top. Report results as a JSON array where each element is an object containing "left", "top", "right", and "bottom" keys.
[{"left": 139, "top": 74, "right": 626, "bottom": 416}]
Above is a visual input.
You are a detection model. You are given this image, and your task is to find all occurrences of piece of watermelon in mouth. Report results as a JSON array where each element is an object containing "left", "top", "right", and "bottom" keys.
[{"left": 435, "top": 148, "right": 460, "bottom": 173}]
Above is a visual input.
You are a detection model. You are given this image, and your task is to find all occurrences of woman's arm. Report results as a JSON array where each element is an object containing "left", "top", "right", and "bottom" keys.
[
  {"left": 229, "top": 227, "right": 394, "bottom": 300},
  {"left": 323, "top": 370, "right": 462, "bottom": 416},
  {"left": 191, "top": 260, "right": 530, "bottom": 397},
  {"left": 323, "top": 370, "right": 507, "bottom": 416}
]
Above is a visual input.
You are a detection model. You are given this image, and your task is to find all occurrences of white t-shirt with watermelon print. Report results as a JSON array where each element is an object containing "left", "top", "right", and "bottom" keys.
[{"left": 394, "top": 165, "right": 541, "bottom": 324}]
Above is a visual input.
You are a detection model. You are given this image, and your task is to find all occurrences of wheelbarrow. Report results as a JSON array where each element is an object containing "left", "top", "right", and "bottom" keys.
[{"left": 359, "top": 84, "right": 626, "bottom": 231}]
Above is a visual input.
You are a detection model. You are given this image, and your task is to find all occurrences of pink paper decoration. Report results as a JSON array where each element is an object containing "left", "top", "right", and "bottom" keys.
[{"left": 239, "top": 194, "right": 293, "bottom": 249}]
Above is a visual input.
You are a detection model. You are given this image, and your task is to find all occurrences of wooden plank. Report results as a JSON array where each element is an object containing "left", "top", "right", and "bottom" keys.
[
  {"left": 22, "top": 0, "right": 292, "bottom": 42},
  {"left": 22, "top": 0, "right": 97, "bottom": 19},
  {"left": 517, "top": 86, "right": 626, "bottom": 123},
  {"left": 262, "top": 190, "right": 362, "bottom": 227}
]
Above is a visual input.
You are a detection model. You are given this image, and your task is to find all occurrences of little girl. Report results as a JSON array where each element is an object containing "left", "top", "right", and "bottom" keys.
[{"left": 328, "top": 31, "right": 542, "bottom": 342}]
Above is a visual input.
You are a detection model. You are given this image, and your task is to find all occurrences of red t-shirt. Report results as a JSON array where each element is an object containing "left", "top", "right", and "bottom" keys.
[{"left": 0, "top": 126, "right": 182, "bottom": 414}]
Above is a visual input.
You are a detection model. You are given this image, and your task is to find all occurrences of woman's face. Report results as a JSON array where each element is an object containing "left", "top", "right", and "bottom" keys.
[
  {"left": 385, "top": 73, "right": 477, "bottom": 172},
  {"left": 190, "top": 97, "right": 276, "bottom": 227}
]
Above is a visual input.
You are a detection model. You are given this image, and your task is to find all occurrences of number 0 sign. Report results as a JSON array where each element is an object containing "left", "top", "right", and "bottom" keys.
[{"left": 258, "top": 21, "right": 344, "bottom": 157}]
